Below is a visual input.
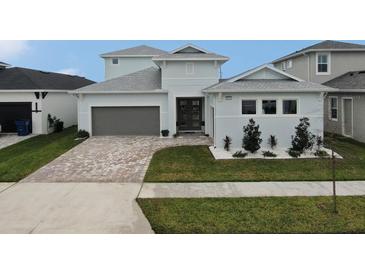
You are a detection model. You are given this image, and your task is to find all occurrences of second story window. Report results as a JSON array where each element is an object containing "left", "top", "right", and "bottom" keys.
[
  {"left": 186, "top": 63, "right": 194, "bottom": 75},
  {"left": 112, "top": 58, "right": 119, "bottom": 65},
  {"left": 316, "top": 53, "right": 330, "bottom": 74}
]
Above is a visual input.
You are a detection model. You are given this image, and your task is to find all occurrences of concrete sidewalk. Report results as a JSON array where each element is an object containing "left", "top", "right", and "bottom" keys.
[
  {"left": 139, "top": 181, "right": 365, "bottom": 198},
  {"left": 0, "top": 182, "right": 153, "bottom": 234}
]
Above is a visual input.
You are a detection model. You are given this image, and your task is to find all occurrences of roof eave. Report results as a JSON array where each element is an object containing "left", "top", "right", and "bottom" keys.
[
  {"left": 100, "top": 54, "right": 160, "bottom": 58},
  {"left": 203, "top": 88, "right": 336, "bottom": 93},
  {"left": 152, "top": 57, "right": 229, "bottom": 61},
  {"left": 69, "top": 89, "right": 167, "bottom": 94}
]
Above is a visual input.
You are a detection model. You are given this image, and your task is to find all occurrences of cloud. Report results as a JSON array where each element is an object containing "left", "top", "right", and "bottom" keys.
[
  {"left": 56, "top": 68, "right": 81, "bottom": 76},
  {"left": 0, "top": 40, "right": 29, "bottom": 60}
]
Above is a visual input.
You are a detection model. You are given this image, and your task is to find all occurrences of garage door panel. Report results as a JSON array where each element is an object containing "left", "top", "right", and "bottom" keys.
[
  {"left": 0, "top": 102, "right": 32, "bottom": 133},
  {"left": 92, "top": 106, "right": 160, "bottom": 136}
]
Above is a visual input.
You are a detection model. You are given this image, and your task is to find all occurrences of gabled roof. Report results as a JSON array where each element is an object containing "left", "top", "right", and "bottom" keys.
[
  {"left": 204, "top": 64, "right": 335, "bottom": 93},
  {"left": 75, "top": 67, "right": 162, "bottom": 93},
  {"left": 323, "top": 70, "right": 365, "bottom": 90},
  {"left": 0, "top": 67, "right": 95, "bottom": 90},
  {"left": 273, "top": 40, "right": 365, "bottom": 63},
  {"left": 100, "top": 45, "right": 167, "bottom": 58},
  {"left": 152, "top": 43, "right": 229, "bottom": 62}
]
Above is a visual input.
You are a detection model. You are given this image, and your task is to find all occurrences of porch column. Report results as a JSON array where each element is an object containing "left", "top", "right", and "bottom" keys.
[{"left": 167, "top": 90, "right": 176, "bottom": 135}]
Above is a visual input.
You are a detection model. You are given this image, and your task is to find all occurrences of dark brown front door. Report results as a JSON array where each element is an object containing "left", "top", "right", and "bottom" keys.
[{"left": 177, "top": 98, "right": 202, "bottom": 131}]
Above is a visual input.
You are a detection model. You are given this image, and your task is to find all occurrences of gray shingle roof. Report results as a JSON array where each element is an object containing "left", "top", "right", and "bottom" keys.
[
  {"left": 273, "top": 40, "right": 365, "bottom": 63},
  {"left": 77, "top": 67, "right": 161, "bottom": 92},
  {"left": 323, "top": 71, "right": 365, "bottom": 90},
  {"left": 100, "top": 45, "right": 167, "bottom": 57},
  {"left": 204, "top": 79, "right": 335, "bottom": 92},
  {"left": 0, "top": 67, "right": 95, "bottom": 90}
]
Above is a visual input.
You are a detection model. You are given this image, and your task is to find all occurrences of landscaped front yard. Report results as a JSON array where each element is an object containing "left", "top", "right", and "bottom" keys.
[
  {"left": 137, "top": 196, "right": 365, "bottom": 233},
  {"left": 0, "top": 126, "right": 83, "bottom": 182},
  {"left": 144, "top": 135, "right": 365, "bottom": 182}
]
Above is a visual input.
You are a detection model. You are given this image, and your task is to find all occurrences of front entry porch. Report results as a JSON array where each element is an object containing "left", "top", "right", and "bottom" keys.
[{"left": 176, "top": 97, "right": 204, "bottom": 132}]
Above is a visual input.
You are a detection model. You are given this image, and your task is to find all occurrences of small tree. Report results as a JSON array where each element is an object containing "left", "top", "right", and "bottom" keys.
[
  {"left": 291, "top": 117, "right": 315, "bottom": 153},
  {"left": 223, "top": 136, "right": 232, "bottom": 151},
  {"left": 315, "top": 135, "right": 323, "bottom": 151},
  {"left": 243, "top": 119, "right": 262, "bottom": 153},
  {"left": 268, "top": 135, "right": 278, "bottom": 150}
]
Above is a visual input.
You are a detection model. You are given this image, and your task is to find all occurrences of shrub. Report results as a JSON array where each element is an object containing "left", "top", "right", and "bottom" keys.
[
  {"left": 223, "top": 136, "right": 232, "bottom": 151},
  {"left": 315, "top": 135, "right": 324, "bottom": 151},
  {"left": 233, "top": 151, "right": 248, "bottom": 158},
  {"left": 76, "top": 129, "right": 90, "bottom": 139},
  {"left": 288, "top": 148, "right": 301, "bottom": 158},
  {"left": 262, "top": 150, "right": 277, "bottom": 157},
  {"left": 161, "top": 129, "right": 169, "bottom": 137},
  {"left": 54, "top": 119, "right": 64, "bottom": 132},
  {"left": 173, "top": 133, "right": 178, "bottom": 138},
  {"left": 268, "top": 135, "right": 278, "bottom": 150},
  {"left": 290, "top": 117, "right": 315, "bottom": 154},
  {"left": 242, "top": 119, "right": 262, "bottom": 153},
  {"left": 314, "top": 150, "right": 329, "bottom": 158}
]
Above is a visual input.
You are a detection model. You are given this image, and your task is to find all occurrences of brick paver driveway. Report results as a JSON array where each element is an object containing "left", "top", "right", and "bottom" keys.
[{"left": 22, "top": 136, "right": 212, "bottom": 183}]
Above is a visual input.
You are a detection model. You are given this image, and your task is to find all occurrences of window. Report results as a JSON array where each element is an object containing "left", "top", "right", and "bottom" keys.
[
  {"left": 112, "top": 58, "right": 119, "bottom": 65},
  {"left": 281, "top": 61, "right": 287, "bottom": 71},
  {"left": 186, "top": 62, "right": 194, "bottom": 74},
  {"left": 262, "top": 100, "right": 277, "bottom": 114},
  {"left": 329, "top": 97, "right": 338, "bottom": 120},
  {"left": 283, "top": 100, "right": 297, "bottom": 114},
  {"left": 287, "top": 59, "right": 293, "bottom": 69},
  {"left": 242, "top": 100, "right": 256, "bottom": 114},
  {"left": 317, "top": 53, "right": 330, "bottom": 74}
]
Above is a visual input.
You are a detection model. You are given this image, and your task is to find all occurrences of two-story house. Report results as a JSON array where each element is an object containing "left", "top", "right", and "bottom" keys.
[
  {"left": 73, "top": 44, "right": 333, "bottom": 150},
  {"left": 273, "top": 40, "right": 365, "bottom": 143}
]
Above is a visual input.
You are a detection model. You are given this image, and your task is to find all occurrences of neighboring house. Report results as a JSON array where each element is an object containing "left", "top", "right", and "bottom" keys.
[
  {"left": 272, "top": 40, "right": 365, "bottom": 143},
  {"left": 323, "top": 71, "right": 365, "bottom": 143},
  {"left": 272, "top": 40, "right": 365, "bottom": 84},
  {"left": 73, "top": 44, "right": 333, "bottom": 149},
  {"left": 100, "top": 45, "right": 167, "bottom": 80},
  {"left": 0, "top": 66, "right": 94, "bottom": 134}
]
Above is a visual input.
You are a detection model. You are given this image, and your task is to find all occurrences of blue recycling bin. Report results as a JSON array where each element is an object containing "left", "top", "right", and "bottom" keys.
[{"left": 15, "top": 120, "right": 31, "bottom": 136}]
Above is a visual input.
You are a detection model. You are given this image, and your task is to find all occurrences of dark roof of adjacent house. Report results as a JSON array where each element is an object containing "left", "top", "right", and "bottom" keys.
[
  {"left": 0, "top": 67, "right": 95, "bottom": 90},
  {"left": 100, "top": 45, "right": 168, "bottom": 57},
  {"left": 76, "top": 67, "right": 161, "bottom": 93},
  {"left": 323, "top": 71, "right": 365, "bottom": 90},
  {"left": 273, "top": 40, "right": 365, "bottom": 63},
  {"left": 0, "top": 61, "right": 10, "bottom": 67}
]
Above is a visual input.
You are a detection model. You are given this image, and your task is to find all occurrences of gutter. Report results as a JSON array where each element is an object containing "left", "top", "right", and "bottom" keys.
[
  {"left": 68, "top": 89, "right": 168, "bottom": 95},
  {"left": 202, "top": 88, "right": 337, "bottom": 93}
]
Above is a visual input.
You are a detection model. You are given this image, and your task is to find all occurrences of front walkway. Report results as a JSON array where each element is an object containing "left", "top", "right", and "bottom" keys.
[
  {"left": 22, "top": 135, "right": 212, "bottom": 183},
  {"left": 0, "top": 182, "right": 153, "bottom": 233},
  {"left": 139, "top": 181, "right": 365, "bottom": 198},
  {"left": 0, "top": 134, "right": 34, "bottom": 150}
]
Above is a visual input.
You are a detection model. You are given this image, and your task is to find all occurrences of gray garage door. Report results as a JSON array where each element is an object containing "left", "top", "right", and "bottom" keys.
[{"left": 92, "top": 106, "right": 160, "bottom": 136}]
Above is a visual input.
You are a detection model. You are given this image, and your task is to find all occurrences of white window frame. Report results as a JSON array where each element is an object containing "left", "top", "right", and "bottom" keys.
[
  {"left": 287, "top": 59, "right": 293, "bottom": 69},
  {"left": 112, "top": 58, "right": 119, "bottom": 65},
  {"left": 186, "top": 62, "right": 195, "bottom": 75},
  {"left": 241, "top": 99, "right": 257, "bottom": 115},
  {"left": 328, "top": 96, "right": 338, "bottom": 121},
  {"left": 316, "top": 52, "right": 331, "bottom": 75},
  {"left": 261, "top": 99, "right": 277, "bottom": 115},
  {"left": 282, "top": 99, "right": 298, "bottom": 115}
]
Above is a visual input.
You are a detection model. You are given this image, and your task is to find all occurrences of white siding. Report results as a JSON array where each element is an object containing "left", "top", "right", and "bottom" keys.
[
  {"left": 104, "top": 57, "right": 158, "bottom": 80},
  {"left": 213, "top": 92, "right": 324, "bottom": 149},
  {"left": 42, "top": 92, "right": 78, "bottom": 133},
  {"left": 77, "top": 93, "right": 168, "bottom": 136}
]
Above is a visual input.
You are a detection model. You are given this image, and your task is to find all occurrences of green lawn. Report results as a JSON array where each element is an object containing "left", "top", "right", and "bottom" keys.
[
  {"left": 137, "top": 196, "right": 365, "bottom": 233},
  {"left": 0, "top": 127, "right": 83, "bottom": 182},
  {"left": 144, "top": 136, "right": 365, "bottom": 182}
]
